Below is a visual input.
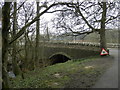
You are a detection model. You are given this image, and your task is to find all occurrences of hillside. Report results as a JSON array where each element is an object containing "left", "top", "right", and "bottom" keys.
[
  {"left": 84, "top": 29, "right": 119, "bottom": 43},
  {"left": 55, "top": 29, "right": 119, "bottom": 44}
]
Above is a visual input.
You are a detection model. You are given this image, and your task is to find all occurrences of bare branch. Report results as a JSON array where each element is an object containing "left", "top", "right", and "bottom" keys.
[
  {"left": 106, "top": 15, "right": 120, "bottom": 23},
  {"left": 10, "top": 0, "right": 27, "bottom": 16},
  {"left": 47, "top": 9, "right": 74, "bottom": 13},
  {"left": 75, "top": 6, "right": 95, "bottom": 31},
  {"left": 9, "top": 2, "right": 77, "bottom": 44}
]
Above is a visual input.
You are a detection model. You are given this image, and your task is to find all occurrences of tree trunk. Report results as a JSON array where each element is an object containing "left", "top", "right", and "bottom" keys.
[
  {"left": 12, "top": 2, "right": 22, "bottom": 76},
  {"left": 100, "top": 2, "right": 107, "bottom": 50},
  {"left": 2, "top": 2, "right": 11, "bottom": 88},
  {"left": 23, "top": 13, "right": 29, "bottom": 72},
  {"left": 46, "top": 27, "right": 50, "bottom": 41},
  {"left": 35, "top": 2, "right": 40, "bottom": 67}
]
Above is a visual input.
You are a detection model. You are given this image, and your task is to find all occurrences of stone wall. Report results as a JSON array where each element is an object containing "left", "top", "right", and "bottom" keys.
[{"left": 38, "top": 42, "right": 100, "bottom": 64}]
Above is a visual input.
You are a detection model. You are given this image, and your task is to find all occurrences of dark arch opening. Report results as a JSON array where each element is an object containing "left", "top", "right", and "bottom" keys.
[{"left": 49, "top": 54, "right": 71, "bottom": 65}]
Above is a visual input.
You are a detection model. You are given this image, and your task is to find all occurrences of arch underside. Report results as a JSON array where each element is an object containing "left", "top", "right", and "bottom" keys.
[{"left": 49, "top": 53, "right": 71, "bottom": 65}]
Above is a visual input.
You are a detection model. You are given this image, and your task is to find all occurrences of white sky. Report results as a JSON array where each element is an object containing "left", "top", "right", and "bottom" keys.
[
  {"left": 1, "top": 0, "right": 118, "bottom": 2},
  {"left": 0, "top": 0, "right": 119, "bottom": 35}
]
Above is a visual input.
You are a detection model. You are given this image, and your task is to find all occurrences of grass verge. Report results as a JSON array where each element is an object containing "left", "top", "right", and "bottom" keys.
[{"left": 9, "top": 56, "right": 114, "bottom": 88}]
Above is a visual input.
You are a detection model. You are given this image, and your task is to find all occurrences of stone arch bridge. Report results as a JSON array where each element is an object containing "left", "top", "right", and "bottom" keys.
[{"left": 38, "top": 42, "right": 101, "bottom": 65}]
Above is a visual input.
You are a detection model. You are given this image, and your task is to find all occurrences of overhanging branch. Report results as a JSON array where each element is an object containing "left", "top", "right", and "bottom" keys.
[{"left": 9, "top": 2, "right": 76, "bottom": 44}]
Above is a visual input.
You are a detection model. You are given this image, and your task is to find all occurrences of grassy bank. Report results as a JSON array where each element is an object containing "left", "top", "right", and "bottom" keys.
[{"left": 9, "top": 56, "right": 114, "bottom": 88}]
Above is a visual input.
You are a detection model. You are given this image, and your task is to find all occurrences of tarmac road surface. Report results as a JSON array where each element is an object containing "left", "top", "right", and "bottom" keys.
[{"left": 93, "top": 48, "right": 119, "bottom": 88}]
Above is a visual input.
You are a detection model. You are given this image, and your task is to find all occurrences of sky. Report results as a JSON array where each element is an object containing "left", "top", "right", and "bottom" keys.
[
  {"left": 0, "top": 0, "right": 119, "bottom": 35},
  {"left": 18, "top": 0, "right": 120, "bottom": 35},
  {"left": 0, "top": 0, "right": 118, "bottom": 2}
]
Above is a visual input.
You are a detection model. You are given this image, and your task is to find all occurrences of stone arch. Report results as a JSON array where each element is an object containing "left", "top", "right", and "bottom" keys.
[{"left": 49, "top": 52, "right": 72, "bottom": 65}]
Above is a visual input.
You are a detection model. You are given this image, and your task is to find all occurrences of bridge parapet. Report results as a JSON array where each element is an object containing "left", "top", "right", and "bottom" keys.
[
  {"left": 39, "top": 41, "right": 120, "bottom": 48},
  {"left": 39, "top": 41, "right": 100, "bottom": 48},
  {"left": 39, "top": 42, "right": 100, "bottom": 52}
]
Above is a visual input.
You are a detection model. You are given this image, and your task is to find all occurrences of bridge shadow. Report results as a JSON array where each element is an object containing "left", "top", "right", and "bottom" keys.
[{"left": 49, "top": 54, "right": 71, "bottom": 65}]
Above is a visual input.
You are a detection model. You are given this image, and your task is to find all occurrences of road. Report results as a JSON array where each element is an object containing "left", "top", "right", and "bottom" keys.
[{"left": 93, "top": 48, "right": 119, "bottom": 88}]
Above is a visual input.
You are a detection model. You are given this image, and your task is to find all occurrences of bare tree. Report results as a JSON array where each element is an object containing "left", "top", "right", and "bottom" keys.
[
  {"left": 9, "top": 2, "right": 79, "bottom": 44},
  {"left": 35, "top": 2, "right": 40, "bottom": 67},
  {"left": 46, "top": 26, "right": 50, "bottom": 41},
  {"left": 50, "top": 1, "right": 119, "bottom": 50},
  {"left": 12, "top": 2, "right": 22, "bottom": 76},
  {"left": 2, "top": 2, "right": 11, "bottom": 88}
]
